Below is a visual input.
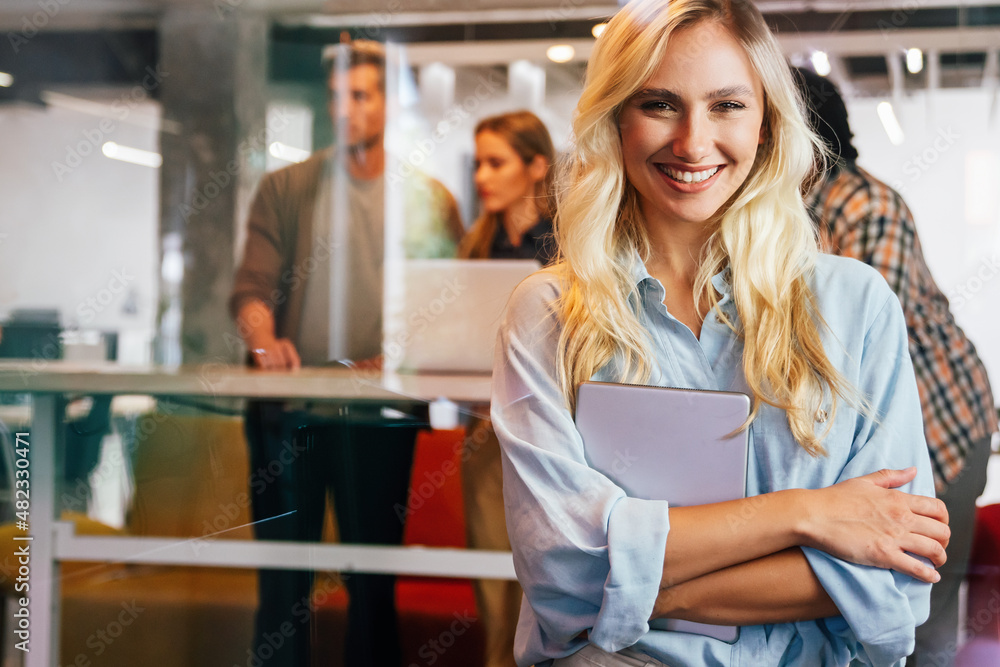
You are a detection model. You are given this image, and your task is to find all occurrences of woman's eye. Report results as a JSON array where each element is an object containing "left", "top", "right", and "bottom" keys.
[
  {"left": 715, "top": 101, "right": 747, "bottom": 112},
  {"left": 641, "top": 100, "right": 674, "bottom": 113}
]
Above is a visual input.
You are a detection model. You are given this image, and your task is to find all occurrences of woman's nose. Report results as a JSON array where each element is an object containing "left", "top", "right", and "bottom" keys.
[{"left": 672, "top": 114, "right": 711, "bottom": 163}]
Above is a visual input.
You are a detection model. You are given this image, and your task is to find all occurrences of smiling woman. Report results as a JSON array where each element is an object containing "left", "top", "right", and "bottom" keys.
[
  {"left": 619, "top": 42, "right": 763, "bottom": 226},
  {"left": 617, "top": 21, "right": 766, "bottom": 336},
  {"left": 489, "top": 1, "right": 949, "bottom": 666}
]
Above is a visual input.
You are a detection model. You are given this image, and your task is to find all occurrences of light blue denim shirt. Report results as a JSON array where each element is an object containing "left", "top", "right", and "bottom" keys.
[{"left": 491, "top": 253, "right": 934, "bottom": 667}]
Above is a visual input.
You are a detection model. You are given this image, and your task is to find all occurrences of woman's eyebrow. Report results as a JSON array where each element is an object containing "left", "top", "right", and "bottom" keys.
[
  {"left": 633, "top": 87, "right": 681, "bottom": 103},
  {"left": 706, "top": 84, "right": 756, "bottom": 99},
  {"left": 634, "top": 85, "right": 756, "bottom": 101}
]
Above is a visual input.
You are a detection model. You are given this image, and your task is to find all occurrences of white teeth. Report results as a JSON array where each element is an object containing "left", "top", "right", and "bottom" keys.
[{"left": 661, "top": 165, "right": 720, "bottom": 183}]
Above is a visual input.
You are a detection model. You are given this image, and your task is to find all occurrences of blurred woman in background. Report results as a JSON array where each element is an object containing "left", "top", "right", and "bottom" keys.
[{"left": 459, "top": 110, "right": 556, "bottom": 667}]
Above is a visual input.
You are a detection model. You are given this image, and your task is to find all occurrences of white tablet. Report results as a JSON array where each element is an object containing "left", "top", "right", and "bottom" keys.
[{"left": 575, "top": 381, "right": 751, "bottom": 643}]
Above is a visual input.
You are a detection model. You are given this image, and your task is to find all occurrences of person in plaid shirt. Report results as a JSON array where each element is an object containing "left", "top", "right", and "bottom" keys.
[{"left": 794, "top": 66, "right": 997, "bottom": 667}]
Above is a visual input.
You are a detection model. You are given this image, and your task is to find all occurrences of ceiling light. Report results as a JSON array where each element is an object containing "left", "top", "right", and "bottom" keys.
[
  {"left": 546, "top": 45, "right": 575, "bottom": 64},
  {"left": 906, "top": 48, "right": 924, "bottom": 74},
  {"left": 268, "top": 141, "right": 311, "bottom": 164},
  {"left": 876, "top": 102, "right": 905, "bottom": 146},
  {"left": 102, "top": 142, "right": 162, "bottom": 168},
  {"left": 0, "top": 72, "right": 13, "bottom": 88},
  {"left": 810, "top": 51, "right": 832, "bottom": 77},
  {"left": 592, "top": 23, "right": 608, "bottom": 39}
]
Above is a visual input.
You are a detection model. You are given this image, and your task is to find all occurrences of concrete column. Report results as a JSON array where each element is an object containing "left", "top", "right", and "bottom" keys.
[{"left": 157, "top": 7, "right": 267, "bottom": 364}]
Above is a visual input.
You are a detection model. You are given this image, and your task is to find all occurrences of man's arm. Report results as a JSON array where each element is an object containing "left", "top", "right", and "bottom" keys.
[{"left": 231, "top": 165, "right": 308, "bottom": 370}]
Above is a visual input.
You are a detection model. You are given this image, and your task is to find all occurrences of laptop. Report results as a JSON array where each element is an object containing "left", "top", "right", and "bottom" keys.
[
  {"left": 575, "top": 381, "right": 751, "bottom": 642},
  {"left": 385, "top": 259, "right": 540, "bottom": 374}
]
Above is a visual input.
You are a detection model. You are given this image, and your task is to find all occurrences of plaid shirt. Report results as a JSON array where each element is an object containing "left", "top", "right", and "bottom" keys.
[{"left": 806, "top": 161, "right": 996, "bottom": 491}]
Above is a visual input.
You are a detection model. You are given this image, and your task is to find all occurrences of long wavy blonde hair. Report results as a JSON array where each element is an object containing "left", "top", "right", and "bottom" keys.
[
  {"left": 459, "top": 111, "right": 556, "bottom": 259},
  {"left": 556, "top": 0, "right": 862, "bottom": 455}
]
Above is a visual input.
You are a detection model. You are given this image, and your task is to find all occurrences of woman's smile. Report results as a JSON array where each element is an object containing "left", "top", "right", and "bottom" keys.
[{"left": 655, "top": 163, "right": 724, "bottom": 192}]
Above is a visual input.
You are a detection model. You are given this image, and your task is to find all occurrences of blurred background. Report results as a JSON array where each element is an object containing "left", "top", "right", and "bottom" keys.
[
  {"left": 0, "top": 0, "right": 997, "bottom": 377},
  {"left": 2, "top": 2, "right": 1000, "bottom": 665}
]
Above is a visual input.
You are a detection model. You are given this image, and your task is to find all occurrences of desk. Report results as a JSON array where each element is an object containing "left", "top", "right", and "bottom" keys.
[{"left": 0, "top": 360, "right": 514, "bottom": 667}]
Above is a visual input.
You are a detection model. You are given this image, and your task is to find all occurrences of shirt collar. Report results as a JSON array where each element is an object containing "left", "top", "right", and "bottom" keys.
[{"left": 629, "top": 250, "right": 733, "bottom": 301}]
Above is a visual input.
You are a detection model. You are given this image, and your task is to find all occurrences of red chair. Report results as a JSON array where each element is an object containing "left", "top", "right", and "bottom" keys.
[{"left": 956, "top": 504, "right": 1000, "bottom": 666}]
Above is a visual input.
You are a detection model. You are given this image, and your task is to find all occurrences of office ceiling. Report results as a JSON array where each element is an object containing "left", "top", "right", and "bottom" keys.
[{"left": 0, "top": 1, "right": 998, "bottom": 99}]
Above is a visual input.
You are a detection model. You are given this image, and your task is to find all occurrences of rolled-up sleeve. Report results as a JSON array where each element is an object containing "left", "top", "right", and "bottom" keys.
[
  {"left": 491, "top": 272, "right": 671, "bottom": 660},
  {"left": 801, "top": 292, "right": 933, "bottom": 667}
]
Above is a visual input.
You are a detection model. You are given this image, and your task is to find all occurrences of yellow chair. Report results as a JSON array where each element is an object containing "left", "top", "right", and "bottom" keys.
[{"left": 58, "top": 413, "right": 260, "bottom": 667}]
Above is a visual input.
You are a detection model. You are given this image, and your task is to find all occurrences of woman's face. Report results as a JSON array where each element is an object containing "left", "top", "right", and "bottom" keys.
[
  {"left": 474, "top": 131, "right": 542, "bottom": 215},
  {"left": 618, "top": 20, "right": 766, "bottom": 232}
]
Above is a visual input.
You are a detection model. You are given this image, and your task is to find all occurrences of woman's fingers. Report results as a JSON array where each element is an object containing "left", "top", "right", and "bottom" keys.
[
  {"left": 908, "top": 510, "right": 951, "bottom": 549},
  {"left": 862, "top": 467, "right": 917, "bottom": 490},
  {"left": 898, "top": 532, "right": 948, "bottom": 569},
  {"left": 887, "top": 549, "right": 942, "bottom": 584},
  {"left": 906, "top": 493, "right": 949, "bottom": 524}
]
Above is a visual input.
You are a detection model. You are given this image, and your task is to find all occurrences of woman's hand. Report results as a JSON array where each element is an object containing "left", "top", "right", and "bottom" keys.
[{"left": 798, "top": 467, "right": 949, "bottom": 583}]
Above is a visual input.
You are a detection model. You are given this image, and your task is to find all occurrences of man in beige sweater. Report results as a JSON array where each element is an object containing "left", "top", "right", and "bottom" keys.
[{"left": 230, "top": 40, "right": 462, "bottom": 667}]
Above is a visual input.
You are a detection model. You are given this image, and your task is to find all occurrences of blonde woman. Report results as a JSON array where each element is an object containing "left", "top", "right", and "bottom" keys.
[
  {"left": 460, "top": 110, "right": 555, "bottom": 667},
  {"left": 491, "top": 1, "right": 949, "bottom": 666}
]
